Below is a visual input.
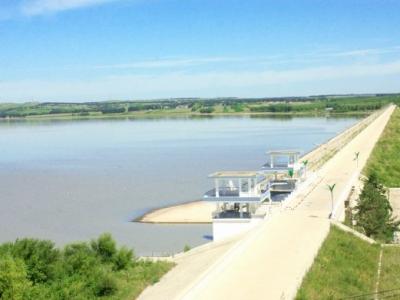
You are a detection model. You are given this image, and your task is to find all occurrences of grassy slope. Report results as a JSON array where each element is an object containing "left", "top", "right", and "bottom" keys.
[
  {"left": 108, "top": 260, "right": 173, "bottom": 300},
  {"left": 379, "top": 246, "right": 400, "bottom": 293},
  {"left": 296, "top": 226, "right": 380, "bottom": 300},
  {"left": 365, "top": 107, "right": 400, "bottom": 187}
]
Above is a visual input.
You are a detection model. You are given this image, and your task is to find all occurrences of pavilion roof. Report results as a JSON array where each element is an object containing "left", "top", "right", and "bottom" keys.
[
  {"left": 208, "top": 171, "right": 261, "bottom": 178},
  {"left": 266, "top": 150, "right": 301, "bottom": 156}
]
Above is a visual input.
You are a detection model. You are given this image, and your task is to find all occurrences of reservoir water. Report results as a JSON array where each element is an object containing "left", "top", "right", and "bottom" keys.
[{"left": 0, "top": 115, "right": 360, "bottom": 255}]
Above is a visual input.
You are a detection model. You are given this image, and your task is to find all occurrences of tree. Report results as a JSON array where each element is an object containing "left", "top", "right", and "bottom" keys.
[
  {"left": 354, "top": 173, "right": 400, "bottom": 242},
  {"left": 327, "top": 183, "right": 336, "bottom": 218}
]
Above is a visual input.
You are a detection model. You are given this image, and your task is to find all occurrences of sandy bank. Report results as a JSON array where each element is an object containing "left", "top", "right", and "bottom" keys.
[{"left": 137, "top": 201, "right": 214, "bottom": 224}]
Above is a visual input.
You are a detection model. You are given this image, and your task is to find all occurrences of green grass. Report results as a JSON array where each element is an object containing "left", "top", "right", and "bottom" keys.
[
  {"left": 379, "top": 246, "right": 400, "bottom": 293},
  {"left": 106, "top": 260, "right": 174, "bottom": 300},
  {"left": 296, "top": 225, "right": 380, "bottom": 300},
  {"left": 365, "top": 107, "right": 400, "bottom": 187}
]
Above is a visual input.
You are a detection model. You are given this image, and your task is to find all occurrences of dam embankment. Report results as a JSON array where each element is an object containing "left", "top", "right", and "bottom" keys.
[
  {"left": 138, "top": 105, "right": 395, "bottom": 300},
  {"left": 137, "top": 108, "right": 387, "bottom": 224}
]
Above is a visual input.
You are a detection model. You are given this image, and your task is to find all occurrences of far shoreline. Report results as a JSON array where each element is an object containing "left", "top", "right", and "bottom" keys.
[{"left": 0, "top": 110, "right": 370, "bottom": 123}]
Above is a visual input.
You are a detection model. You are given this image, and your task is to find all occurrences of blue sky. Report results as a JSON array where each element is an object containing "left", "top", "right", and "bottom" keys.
[{"left": 1, "top": 0, "right": 400, "bottom": 102}]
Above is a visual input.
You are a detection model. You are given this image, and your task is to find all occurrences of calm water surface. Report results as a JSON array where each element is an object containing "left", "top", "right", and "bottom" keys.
[{"left": 0, "top": 115, "right": 360, "bottom": 255}]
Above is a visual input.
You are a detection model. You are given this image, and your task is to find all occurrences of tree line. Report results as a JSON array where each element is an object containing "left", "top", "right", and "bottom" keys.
[{"left": 1, "top": 94, "right": 399, "bottom": 118}]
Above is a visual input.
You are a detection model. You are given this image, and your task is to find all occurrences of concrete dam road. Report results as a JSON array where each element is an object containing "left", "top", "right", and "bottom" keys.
[
  {"left": 139, "top": 105, "right": 395, "bottom": 300},
  {"left": 181, "top": 213, "right": 330, "bottom": 300}
]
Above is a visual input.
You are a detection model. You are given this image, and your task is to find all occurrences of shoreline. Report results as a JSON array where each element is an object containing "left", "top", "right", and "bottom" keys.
[
  {"left": 0, "top": 110, "right": 370, "bottom": 122},
  {"left": 135, "top": 200, "right": 214, "bottom": 224},
  {"left": 136, "top": 108, "right": 383, "bottom": 224}
]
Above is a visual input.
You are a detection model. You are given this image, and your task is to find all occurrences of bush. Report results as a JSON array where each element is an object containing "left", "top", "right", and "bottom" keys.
[
  {"left": 11, "top": 239, "right": 60, "bottom": 284},
  {"left": 91, "top": 233, "right": 117, "bottom": 263},
  {"left": 63, "top": 242, "right": 98, "bottom": 275},
  {"left": 93, "top": 271, "right": 118, "bottom": 297},
  {"left": 113, "top": 247, "right": 134, "bottom": 271},
  {"left": 0, "top": 256, "right": 31, "bottom": 300},
  {"left": 0, "top": 233, "right": 173, "bottom": 299}
]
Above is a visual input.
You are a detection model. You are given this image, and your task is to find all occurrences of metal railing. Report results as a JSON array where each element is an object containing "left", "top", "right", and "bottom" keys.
[
  {"left": 212, "top": 210, "right": 251, "bottom": 219},
  {"left": 205, "top": 187, "right": 260, "bottom": 198}
]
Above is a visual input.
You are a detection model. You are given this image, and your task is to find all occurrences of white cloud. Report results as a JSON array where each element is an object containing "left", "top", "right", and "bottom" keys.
[
  {"left": 90, "top": 46, "right": 400, "bottom": 71},
  {"left": 21, "top": 0, "right": 116, "bottom": 16},
  {"left": 93, "top": 57, "right": 248, "bottom": 69},
  {"left": 316, "top": 46, "right": 400, "bottom": 58},
  {"left": 1, "top": 60, "right": 400, "bottom": 101}
]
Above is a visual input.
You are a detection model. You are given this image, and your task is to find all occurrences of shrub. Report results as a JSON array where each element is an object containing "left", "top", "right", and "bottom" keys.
[
  {"left": 41, "top": 276, "right": 90, "bottom": 300},
  {"left": 63, "top": 242, "right": 98, "bottom": 275},
  {"left": 113, "top": 247, "right": 134, "bottom": 271},
  {"left": 92, "top": 271, "right": 118, "bottom": 297},
  {"left": 11, "top": 239, "right": 60, "bottom": 284},
  {"left": 0, "top": 233, "right": 173, "bottom": 299},
  {"left": 91, "top": 233, "right": 117, "bottom": 263},
  {"left": 0, "top": 242, "right": 13, "bottom": 256},
  {"left": 0, "top": 256, "right": 31, "bottom": 300}
]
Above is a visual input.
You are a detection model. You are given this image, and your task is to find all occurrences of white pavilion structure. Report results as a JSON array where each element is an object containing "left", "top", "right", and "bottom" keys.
[
  {"left": 203, "top": 171, "right": 271, "bottom": 240},
  {"left": 203, "top": 150, "right": 308, "bottom": 241}
]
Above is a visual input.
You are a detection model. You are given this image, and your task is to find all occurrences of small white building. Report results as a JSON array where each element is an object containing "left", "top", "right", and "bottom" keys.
[
  {"left": 203, "top": 150, "right": 307, "bottom": 241},
  {"left": 261, "top": 150, "right": 305, "bottom": 177},
  {"left": 203, "top": 171, "right": 271, "bottom": 241}
]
